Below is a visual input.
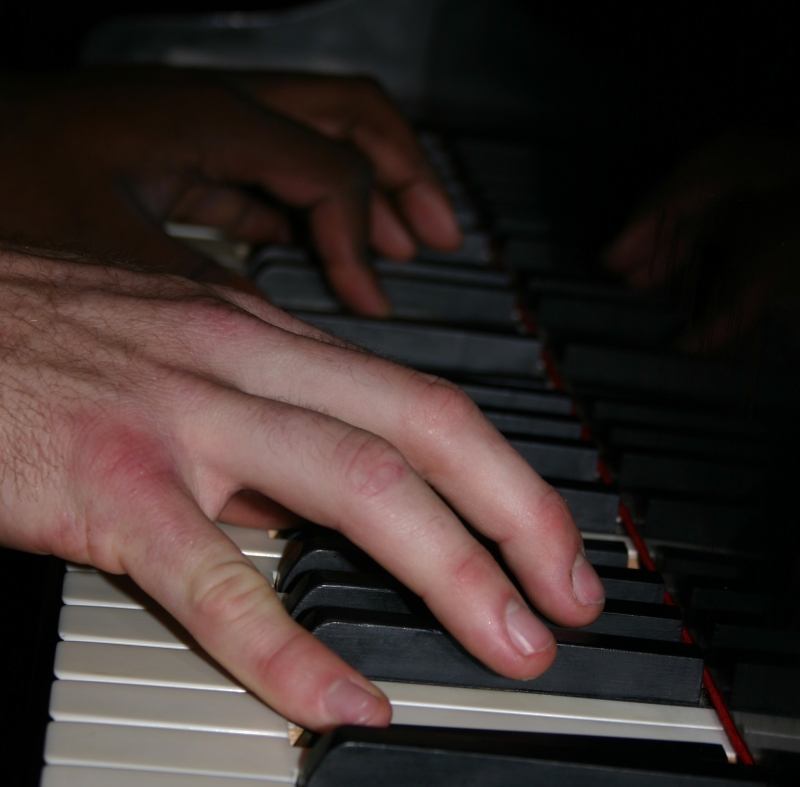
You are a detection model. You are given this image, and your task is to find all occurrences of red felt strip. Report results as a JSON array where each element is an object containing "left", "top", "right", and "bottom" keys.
[{"left": 538, "top": 354, "right": 757, "bottom": 764}]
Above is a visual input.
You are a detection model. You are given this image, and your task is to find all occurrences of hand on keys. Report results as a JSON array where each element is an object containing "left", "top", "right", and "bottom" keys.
[
  {"left": 0, "top": 67, "right": 604, "bottom": 732},
  {"left": 0, "top": 68, "right": 462, "bottom": 315},
  {"left": 605, "top": 132, "right": 800, "bottom": 351}
]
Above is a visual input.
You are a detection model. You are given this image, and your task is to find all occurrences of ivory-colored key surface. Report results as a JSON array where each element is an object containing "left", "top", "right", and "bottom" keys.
[
  {"left": 42, "top": 765, "right": 290, "bottom": 787},
  {"left": 58, "top": 606, "right": 194, "bottom": 649},
  {"left": 63, "top": 561, "right": 278, "bottom": 611},
  {"left": 377, "top": 681, "right": 734, "bottom": 759},
  {"left": 63, "top": 572, "right": 149, "bottom": 609},
  {"left": 216, "top": 523, "right": 288, "bottom": 558},
  {"left": 44, "top": 722, "right": 300, "bottom": 781},
  {"left": 50, "top": 681, "right": 287, "bottom": 737},
  {"left": 54, "top": 642, "right": 243, "bottom": 692}
]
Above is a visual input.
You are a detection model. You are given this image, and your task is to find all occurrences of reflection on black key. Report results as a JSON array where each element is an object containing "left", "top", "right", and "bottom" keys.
[
  {"left": 284, "top": 571, "right": 416, "bottom": 619},
  {"left": 509, "top": 438, "right": 599, "bottom": 482},
  {"left": 583, "top": 539, "right": 628, "bottom": 568},
  {"left": 302, "top": 608, "right": 704, "bottom": 704},
  {"left": 276, "top": 537, "right": 381, "bottom": 593},
  {"left": 460, "top": 383, "right": 572, "bottom": 415},
  {"left": 555, "top": 484, "right": 620, "bottom": 533},
  {"left": 595, "top": 566, "right": 665, "bottom": 604},
  {"left": 286, "top": 571, "right": 682, "bottom": 641},
  {"left": 278, "top": 537, "right": 663, "bottom": 602},
  {"left": 294, "top": 313, "right": 543, "bottom": 377},
  {"left": 562, "top": 599, "right": 683, "bottom": 642},
  {"left": 300, "top": 726, "right": 753, "bottom": 787},
  {"left": 485, "top": 410, "right": 583, "bottom": 440}
]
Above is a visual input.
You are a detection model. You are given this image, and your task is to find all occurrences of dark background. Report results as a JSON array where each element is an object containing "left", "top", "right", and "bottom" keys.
[{"left": 2, "top": 3, "right": 799, "bottom": 785}]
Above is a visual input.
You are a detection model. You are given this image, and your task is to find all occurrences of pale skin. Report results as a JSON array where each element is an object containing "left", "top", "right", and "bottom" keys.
[{"left": 0, "top": 69, "right": 605, "bottom": 731}]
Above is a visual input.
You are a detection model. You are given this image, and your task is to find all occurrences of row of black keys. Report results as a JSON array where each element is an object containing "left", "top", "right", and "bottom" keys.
[
  {"left": 300, "top": 725, "right": 762, "bottom": 787},
  {"left": 277, "top": 531, "right": 704, "bottom": 706}
]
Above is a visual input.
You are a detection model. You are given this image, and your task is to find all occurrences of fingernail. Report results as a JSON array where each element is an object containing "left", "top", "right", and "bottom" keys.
[
  {"left": 572, "top": 549, "right": 606, "bottom": 606},
  {"left": 326, "top": 679, "right": 381, "bottom": 725},
  {"left": 505, "top": 598, "right": 555, "bottom": 656}
]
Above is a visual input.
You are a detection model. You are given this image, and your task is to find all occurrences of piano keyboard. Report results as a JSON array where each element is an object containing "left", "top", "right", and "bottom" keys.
[{"left": 35, "top": 131, "right": 796, "bottom": 785}]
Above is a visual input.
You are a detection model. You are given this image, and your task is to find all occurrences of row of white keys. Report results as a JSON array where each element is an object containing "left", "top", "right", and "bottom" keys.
[
  {"left": 380, "top": 681, "right": 733, "bottom": 758},
  {"left": 53, "top": 638, "right": 733, "bottom": 756},
  {"left": 42, "top": 766, "right": 289, "bottom": 787},
  {"left": 44, "top": 723, "right": 300, "bottom": 782},
  {"left": 48, "top": 522, "right": 733, "bottom": 784}
]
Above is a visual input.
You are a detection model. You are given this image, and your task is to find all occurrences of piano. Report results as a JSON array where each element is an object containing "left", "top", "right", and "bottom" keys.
[{"left": 2, "top": 2, "right": 799, "bottom": 785}]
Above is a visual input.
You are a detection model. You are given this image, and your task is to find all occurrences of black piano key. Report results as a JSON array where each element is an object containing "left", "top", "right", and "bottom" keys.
[
  {"left": 284, "top": 571, "right": 418, "bottom": 619},
  {"left": 301, "top": 608, "right": 705, "bottom": 704},
  {"left": 561, "top": 345, "right": 760, "bottom": 405},
  {"left": 484, "top": 410, "right": 583, "bottom": 440},
  {"left": 459, "top": 383, "right": 573, "bottom": 415},
  {"left": 689, "top": 586, "right": 774, "bottom": 619},
  {"left": 730, "top": 662, "right": 800, "bottom": 718},
  {"left": 509, "top": 438, "right": 599, "bottom": 482},
  {"left": 565, "top": 599, "right": 683, "bottom": 642},
  {"left": 709, "top": 624, "right": 800, "bottom": 657},
  {"left": 595, "top": 566, "right": 666, "bottom": 604},
  {"left": 276, "top": 536, "right": 381, "bottom": 593},
  {"left": 641, "top": 498, "right": 763, "bottom": 551},
  {"left": 618, "top": 453, "right": 764, "bottom": 499},
  {"left": 278, "top": 535, "right": 660, "bottom": 602},
  {"left": 299, "top": 726, "right": 758, "bottom": 787},
  {"left": 294, "top": 313, "right": 543, "bottom": 377},
  {"left": 536, "top": 296, "right": 683, "bottom": 348},
  {"left": 609, "top": 426, "right": 763, "bottom": 461},
  {"left": 554, "top": 483, "right": 620, "bottom": 533},
  {"left": 591, "top": 400, "right": 764, "bottom": 437},
  {"left": 654, "top": 547, "right": 767, "bottom": 583},
  {"left": 286, "top": 570, "right": 682, "bottom": 642},
  {"left": 253, "top": 263, "right": 517, "bottom": 328},
  {"left": 583, "top": 538, "right": 628, "bottom": 568}
]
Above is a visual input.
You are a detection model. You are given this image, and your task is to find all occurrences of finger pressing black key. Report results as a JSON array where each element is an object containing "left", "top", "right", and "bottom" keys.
[
  {"left": 301, "top": 608, "right": 704, "bottom": 704},
  {"left": 287, "top": 571, "right": 682, "bottom": 641}
]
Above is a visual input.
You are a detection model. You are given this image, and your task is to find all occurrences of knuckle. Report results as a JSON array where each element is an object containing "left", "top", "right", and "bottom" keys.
[
  {"left": 178, "top": 294, "right": 255, "bottom": 343},
  {"left": 334, "top": 429, "right": 408, "bottom": 502},
  {"left": 532, "top": 486, "right": 577, "bottom": 541},
  {"left": 189, "top": 559, "right": 271, "bottom": 632},
  {"left": 411, "top": 377, "right": 481, "bottom": 442},
  {"left": 449, "top": 543, "right": 498, "bottom": 594}
]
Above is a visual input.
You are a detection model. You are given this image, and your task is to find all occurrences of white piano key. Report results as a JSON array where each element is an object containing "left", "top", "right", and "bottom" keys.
[
  {"left": 50, "top": 681, "right": 287, "bottom": 737},
  {"left": 58, "top": 606, "right": 193, "bottom": 650},
  {"left": 63, "top": 571, "right": 148, "bottom": 609},
  {"left": 216, "top": 523, "right": 288, "bottom": 558},
  {"left": 65, "top": 562, "right": 94, "bottom": 572},
  {"left": 44, "top": 722, "right": 300, "bottom": 781},
  {"left": 376, "top": 681, "right": 734, "bottom": 759},
  {"left": 54, "top": 642, "right": 243, "bottom": 692},
  {"left": 42, "top": 765, "right": 289, "bottom": 787},
  {"left": 63, "top": 564, "right": 278, "bottom": 611}
]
